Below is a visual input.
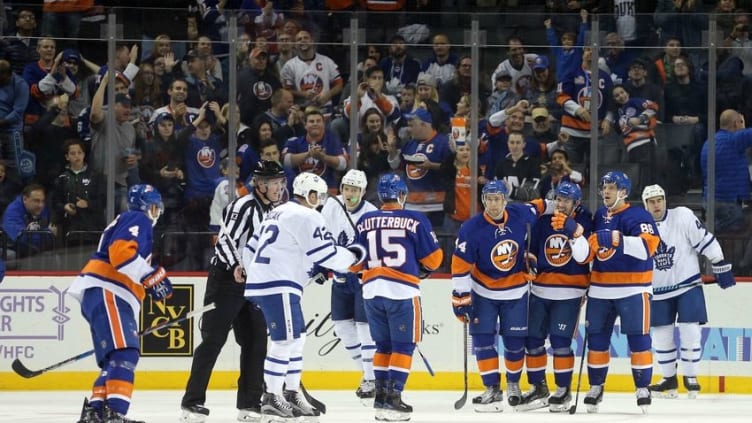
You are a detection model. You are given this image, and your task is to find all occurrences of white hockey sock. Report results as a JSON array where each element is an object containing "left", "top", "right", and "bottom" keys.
[
  {"left": 284, "top": 334, "right": 306, "bottom": 391},
  {"left": 357, "top": 322, "right": 376, "bottom": 380},
  {"left": 652, "top": 325, "right": 678, "bottom": 378},
  {"left": 678, "top": 323, "right": 702, "bottom": 377},
  {"left": 266, "top": 339, "right": 294, "bottom": 395},
  {"left": 333, "top": 319, "right": 362, "bottom": 362}
]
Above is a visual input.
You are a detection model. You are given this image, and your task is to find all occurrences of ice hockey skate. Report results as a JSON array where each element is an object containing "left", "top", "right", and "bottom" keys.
[
  {"left": 506, "top": 382, "right": 522, "bottom": 407},
  {"left": 684, "top": 376, "right": 701, "bottom": 399},
  {"left": 583, "top": 384, "right": 603, "bottom": 413},
  {"left": 547, "top": 386, "right": 572, "bottom": 412},
  {"left": 516, "top": 381, "right": 550, "bottom": 411},
  {"left": 636, "top": 387, "right": 652, "bottom": 413},
  {"left": 77, "top": 398, "right": 102, "bottom": 423},
  {"left": 260, "top": 392, "right": 294, "bottom": 423},
  {"left": 379, "top": 390, "right": 412, "bottom": 421},
  {"left": 374, "top": 385, "right": 388, "bottom": 421},
  {"left": 179, "top": 404, "right": 209, "bottom": 423},
  {"left": 237, "top": 407, "right": 261, "bottom": 422},
  {"left": 284, "top": 389, "right": 320, "bottom": 422},
  {"left": 471, "top": 385, "right": 504, "bottom": 412},
  {"left": 356, "top": 379, "right": 376, "bottom": 406},
  {"left": 103, "top": 406, "right": 145, "bottom": 423},
  {"left": 648, "top": 375, "right": 678, "bottom": 398}
]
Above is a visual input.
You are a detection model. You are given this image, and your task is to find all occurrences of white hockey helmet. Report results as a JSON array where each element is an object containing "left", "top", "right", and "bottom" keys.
[
  {"left": 292, "top": 172, "right": 328, "bottom": 207},
  {"left": 641, "top": 184, "right": 665, "bottom": 208},
  {"left": 340, "top": 169, "right": 367, "bottom": 191}
]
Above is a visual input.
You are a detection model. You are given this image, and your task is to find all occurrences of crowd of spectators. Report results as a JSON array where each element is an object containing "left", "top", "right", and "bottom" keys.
[{"left": 2, "top": 1, "right": 752, "bottom": 271}]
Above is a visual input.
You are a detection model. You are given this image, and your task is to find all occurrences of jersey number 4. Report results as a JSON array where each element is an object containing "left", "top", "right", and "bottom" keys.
[{"left": 366, "top": 229, "right": 407, "bottom": 268}]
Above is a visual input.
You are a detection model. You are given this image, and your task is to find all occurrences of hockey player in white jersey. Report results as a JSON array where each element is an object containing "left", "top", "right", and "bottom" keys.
[
  {"left": 242, "top": 172, "right": 365, "bottom": 422},
  {"left": 641, "top": 184, "right": 736, "bottom": 399},
  {"left": 320, "top": 169, "right": 379, "bottom": 402}
]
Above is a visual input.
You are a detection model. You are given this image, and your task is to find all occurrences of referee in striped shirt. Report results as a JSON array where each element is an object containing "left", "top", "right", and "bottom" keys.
[{"left": 181, "top": 160, "right": 288, "bottom": 422}]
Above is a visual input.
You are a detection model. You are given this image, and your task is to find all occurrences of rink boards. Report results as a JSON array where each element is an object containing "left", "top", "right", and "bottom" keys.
[{"left": 1, "top": 275, "right": 751, "bottom": 393}]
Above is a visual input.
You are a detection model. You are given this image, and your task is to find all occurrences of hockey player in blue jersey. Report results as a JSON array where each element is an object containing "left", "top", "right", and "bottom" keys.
[
  {"left": 519, "top": 181, "right": 592, "bottom": 412},
  {"left": 351, "top": 173, "right": 443, "bottom": 422},
  {"left": 641, "top": 184, "right": 735, "bottom": 399},
  {"left": 68, "top": 184, "right": 172, "bottom": 423},
  {"left": 451, "top": 179, "right": 551, "bottom": 412},
  {"left": 242, "top": 172, "right": 365, "bottom": 421},
  {"left": 320, "top": 169, "right": 379, "bottom": 402},
  {"left": 577, "top": 171, "right": 660, "bottom": 413}
]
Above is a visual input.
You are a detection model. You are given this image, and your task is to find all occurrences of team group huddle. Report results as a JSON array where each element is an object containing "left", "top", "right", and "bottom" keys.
[{"left": 68, "top": 162, "right": 736, "bottom": 423}]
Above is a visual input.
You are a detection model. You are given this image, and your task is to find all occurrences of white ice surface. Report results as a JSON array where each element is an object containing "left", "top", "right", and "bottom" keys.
[{"left": 0, "top": 390, "right": 750, "bottom": 422}]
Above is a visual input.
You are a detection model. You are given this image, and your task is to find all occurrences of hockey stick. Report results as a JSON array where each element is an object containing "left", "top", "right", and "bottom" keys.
[
  {"left": 568, "top": 331, "right": 588, "bottom": 414},
  {"left": 329, "top": 195, "right": 359, "bottom": 234},
  {"left": 12, "top": 302, "right": 217, "bottom": 378},
  {"left": 454, "top": 319, "right": 469, "bottom": 409},
  {"left": 300, "top": 382, "right": 327, "bottom": 414},
  {"left": 416, "top": 345, "right": 435, "bottom": 376}
]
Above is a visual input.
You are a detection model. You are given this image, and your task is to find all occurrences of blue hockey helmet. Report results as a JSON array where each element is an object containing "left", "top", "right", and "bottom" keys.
[
  {"left": 127, "top": 184, "right": 164, "bottom": 225},
  {"left": 377, "top": 173, "right": 408, "bottom": 203},
  {"left": 482, "top": 179, "right": 509, "bottom": 198},
  {"left": 599, "top": 170, "right": 631, "bottom": 196},
  {"left": 555, "top": 181, "right": 582, "bottom": 202}
]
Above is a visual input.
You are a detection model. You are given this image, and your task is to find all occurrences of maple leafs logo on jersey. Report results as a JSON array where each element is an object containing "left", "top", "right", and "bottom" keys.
[
  {"left": 653, "top": 240, "right": 675, "bottom": 271},
  {"left": 337, "top": 230, "right": 349, "bottom": 247}
]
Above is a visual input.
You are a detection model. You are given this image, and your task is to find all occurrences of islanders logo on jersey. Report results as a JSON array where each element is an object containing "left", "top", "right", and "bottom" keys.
[
  {"left": 595, "top": 245, "right": 617, "bottom": 261},
  {"left": 299, "top": 72, "right": 324, "bottom": 95},
  {"left": 299, "top": 156, "right": 326, "bottom": 176},
  {"left": 576, "top": 85, "right": 602, "bottom": 111},
  {"left": 196, "top": 146, "right": 217, "bottom": 168},
  {"left": 653, "top": 240, "right": 675, "bottom": 271},
  {"left": 252, "top": 81, "right": 273, "bottom": 101},
  {"left": 489, "top": 239, "right": 520, "bottom": 272},
  {"left": 544, "top": 233, "right": 572, "bottom": 267},
  {"left": 406, "top": 163, "right": 428, "bottom": 180}
]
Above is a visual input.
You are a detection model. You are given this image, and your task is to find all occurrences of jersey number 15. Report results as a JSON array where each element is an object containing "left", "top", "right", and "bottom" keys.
[{"left": 366, "top": 229, "right": 407, "bottom": 268}]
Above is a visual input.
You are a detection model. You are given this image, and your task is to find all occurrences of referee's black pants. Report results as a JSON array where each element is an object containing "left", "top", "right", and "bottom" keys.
[{"left": 181, "top": 263, "right": 267, "bottom": 410}]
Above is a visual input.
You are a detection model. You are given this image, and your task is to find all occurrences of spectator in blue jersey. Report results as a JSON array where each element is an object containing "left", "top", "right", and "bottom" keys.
[
  {"left": 282, "top": 107, "right": 348, "bottom": 193},
  {"left": 602, "top": 33, "right": 636, "bottom": 85},
  {"left": 544, "top": 9, "right": 589, "bottom": 81},
  {"left": 1, "top": 183, "right": 57, "bottom": 258},
  {"left": 23, "top": 38, "right": 79, "bottom": 126},
  {"left": 174, "top": 101, "right": 228, "bottom": 270},
  {"left": 0, "top": 60, "right": 29, "bottom": 175},
  {"left": 380, "top": 34, "right": 421, "bottom": 96},
  {"left": 400, "top": 107, "right": 452, "bottom": 227},
  {"left": 701, "top": 109, "right": 752, "bottom": 233}
]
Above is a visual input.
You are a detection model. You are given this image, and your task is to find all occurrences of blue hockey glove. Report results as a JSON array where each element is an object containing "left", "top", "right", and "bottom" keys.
[
  {"left": 595, "top": 229, "right": 621, "bottom": 249},
  {"left": 309, "top": 264, "right": 328, "bottom": 285},
  {"left": 451, "top": 290, "right": 472, "bottom": 323},
  {"left": 142, "top": 266, "right": 173, "bottom": 301},
  {"left": 712, "top": 260, "right": 736, "bottom": 289}
]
